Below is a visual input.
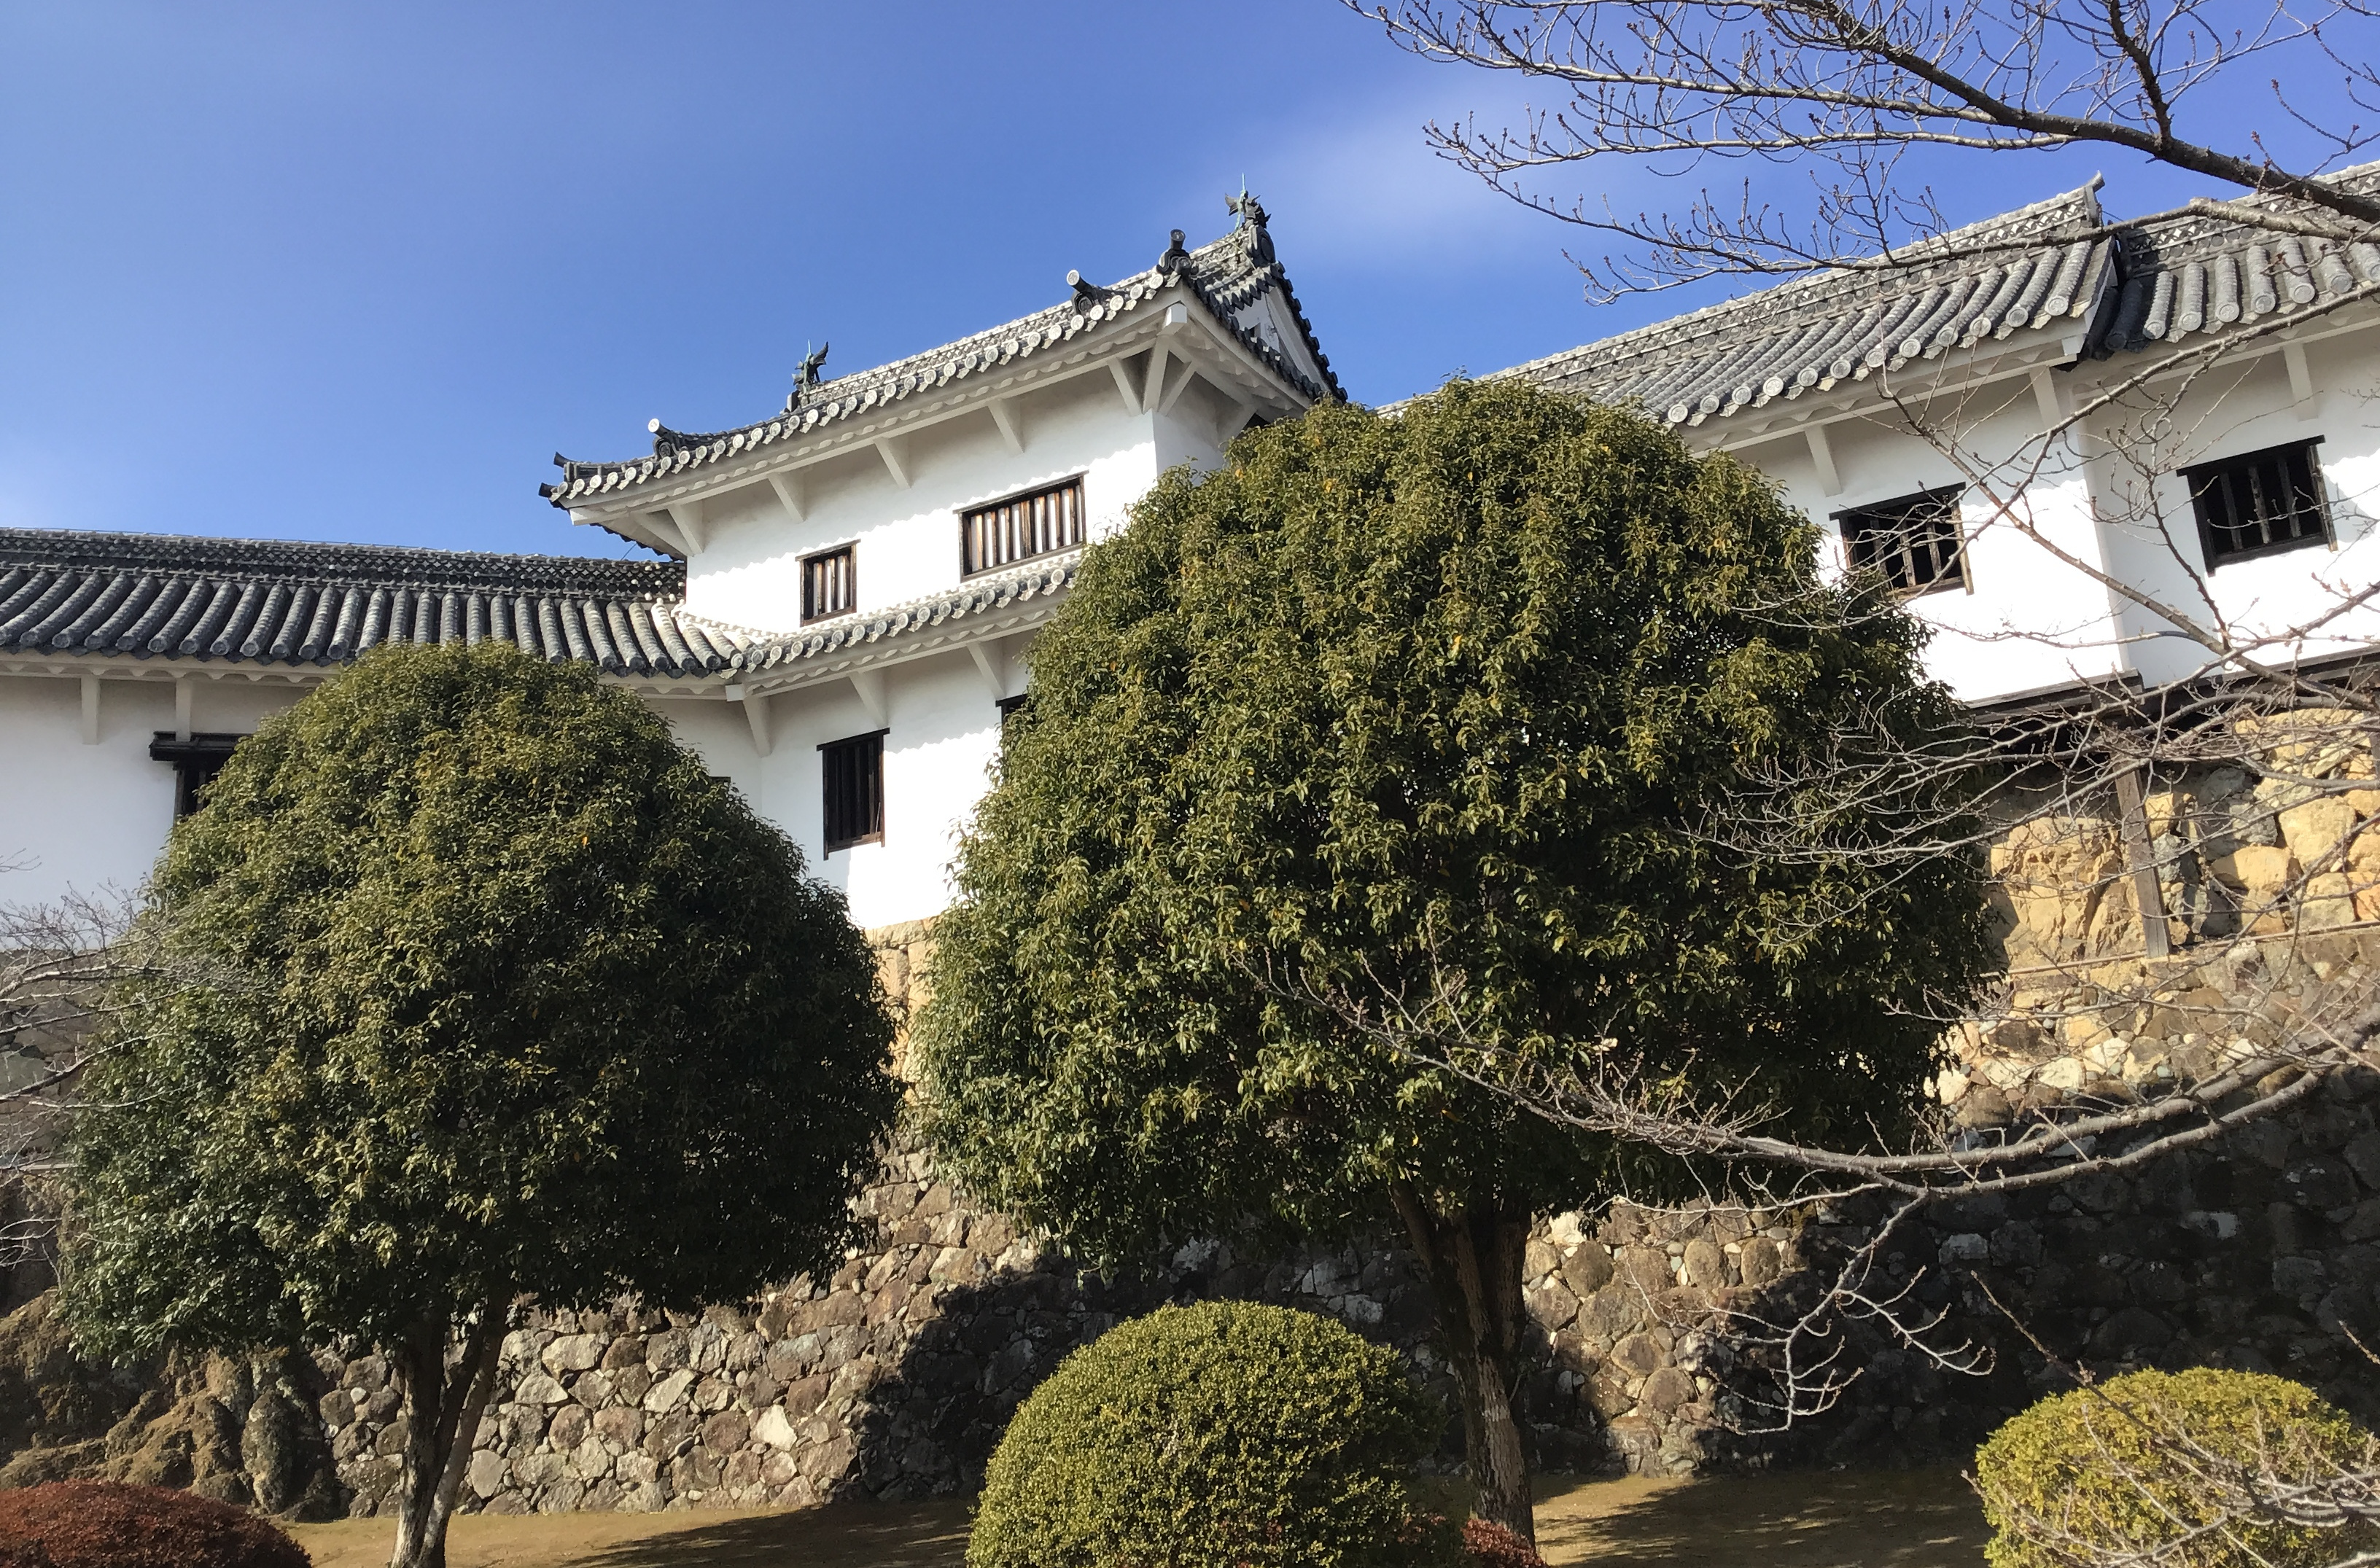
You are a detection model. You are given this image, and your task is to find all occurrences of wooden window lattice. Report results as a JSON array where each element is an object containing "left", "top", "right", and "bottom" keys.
[
  {"left": 963, "top": 478, "right": 1084, "bottom": 577},
  {"left": 820, "top": 730, "right": 884, "bottom": 853},
  {"left": 1838, "top": 486, "right": 1969, "bottom": 596},
  {"left": 803, "top": 545, "right": 855, "bottom": 623},
  {"left": 2185, "top": 440, "right": 2330, "bottom": 569}
]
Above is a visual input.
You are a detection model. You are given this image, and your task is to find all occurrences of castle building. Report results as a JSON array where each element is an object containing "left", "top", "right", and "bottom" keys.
[
  {"left": 0, "top": 202, "right": 1337, "bottom": 924},
  {"left": 3, "top": 180, "right": 2376, "bottom": 925}
]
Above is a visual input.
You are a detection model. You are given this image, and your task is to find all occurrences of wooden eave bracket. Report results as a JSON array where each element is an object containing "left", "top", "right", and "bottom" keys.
[
  {"left": 848, "top": 668, "right": 888, "bottom": 728},
  {"left": 988, "top": 396, "right": 1025, "bottom": 455},
  {"left": 1803, "top": 424, "right": 1843, "bottom": 497},
  {"left": 726, "top": 683, "right": 773, "bottom": 756},
  {"left": 767, "top": 470, "right": 806, "bottom": 523}
]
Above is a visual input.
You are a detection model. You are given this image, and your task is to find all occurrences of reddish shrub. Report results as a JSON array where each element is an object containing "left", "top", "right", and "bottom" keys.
[
  {"left": 1463, "top": 1518, "right": 1549, "bottom": 1568},
  {"left": 0, "top": 1481, "right": 311, "bottom": 1568}
]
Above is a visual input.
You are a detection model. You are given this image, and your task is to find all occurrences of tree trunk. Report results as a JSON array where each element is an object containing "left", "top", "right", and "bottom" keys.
[
  {"left": 386, "top": 1298, "right": 510, "bottom": 1568},
  {"left": 1390, "top": 1182, "right": 1536, "bottom": 1542}
]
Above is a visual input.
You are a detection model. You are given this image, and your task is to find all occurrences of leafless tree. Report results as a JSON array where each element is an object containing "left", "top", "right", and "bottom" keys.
[
  {"left": 1317, "top": 5, "right": 2380, "bottom": 1545},
  {"left": 0, "top": 884, "right": 164, "bottom": 1308}
]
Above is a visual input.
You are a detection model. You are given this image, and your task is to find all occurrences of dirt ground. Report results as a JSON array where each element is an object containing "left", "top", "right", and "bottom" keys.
[{"left": 289, "top": 1467, "right": 1990, "bottom": 1567}]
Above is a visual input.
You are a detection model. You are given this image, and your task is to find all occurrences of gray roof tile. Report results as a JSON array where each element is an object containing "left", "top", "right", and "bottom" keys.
[
  {"left": 541, "top": 211, "right": 1340, "bottom": 507},
  {"left": 1507, "top": 184, "right": 2113, "bottom": 426},
  {"left": 0, "top": 529, "right": 755, "bottom": 679},
  {"left": 2095, "top": 165, "right": 2380, "bottom": 355},
  {"left": 736, "top": 551, "right": 1080, "bottom": 679}
]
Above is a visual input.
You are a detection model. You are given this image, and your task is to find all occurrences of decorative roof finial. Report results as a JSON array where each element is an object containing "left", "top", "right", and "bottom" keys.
[
  {"left": 1068, "top": 268, "right": 1104, "bottom": 306},
  {"left": 1158, "top": 228, "right": 1190, "bottom": 275},
  {"left": 1226, "top": 188, "right": 1274, "bottom": 266},
  {"left": 784, "top": 341, "right": 831, "bottom": 413}
]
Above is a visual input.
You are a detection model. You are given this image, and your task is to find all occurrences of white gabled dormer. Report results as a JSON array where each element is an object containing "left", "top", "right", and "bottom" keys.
[
  {"left": 542, "top": 198, "right": 1334, "bottom": 637},
  {"left": 537, "top": 198, "right": 1339, "bottom": 925}
]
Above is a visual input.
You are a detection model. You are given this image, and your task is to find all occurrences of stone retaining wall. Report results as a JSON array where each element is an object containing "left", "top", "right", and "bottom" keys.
[{"left": 16, "top": 922, "right": 2380, "bottom": 1518}]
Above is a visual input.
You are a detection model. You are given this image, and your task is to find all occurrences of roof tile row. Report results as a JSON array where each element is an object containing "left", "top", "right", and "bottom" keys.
[
  {"left": 0, "top": 530, "right": 750, "bottom": 679},
  {"left": 541, "top": 211, "right": 1339, "bottom": 508},
  {"left": 1512, "top": 186, "right": 2112, "bottom": 428}
]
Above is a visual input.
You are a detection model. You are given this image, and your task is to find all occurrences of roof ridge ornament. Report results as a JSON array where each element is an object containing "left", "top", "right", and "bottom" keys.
[
  {"left": 784, "top": 340, "right": 831, "bottom": 413},
  {"left": 1227, "top": 190, "right": 1274, "bottom": 268},
  {"left": 1067, "top": 269, "right": 1111, "bottom": 310},
  {"left": 1158, "top": 228, "right": 1191, "bottom": 276}
]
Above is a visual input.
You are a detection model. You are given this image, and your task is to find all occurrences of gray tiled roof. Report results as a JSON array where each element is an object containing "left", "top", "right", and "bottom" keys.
[
  {"left": 0, "top": 529, "right": 755, "bottom": 679},
  {"left": 542, "top": 214, "right": 1341, "bottom": 508},
  {"left": 1507, "top": 184, "right": 2112, "bottom": 427},
  {"left": 737, "top": 552, "right": 1078, "bottom": 679},
  {"left": 2096, "top": 167, "right": 2380, "bottom": 355}
]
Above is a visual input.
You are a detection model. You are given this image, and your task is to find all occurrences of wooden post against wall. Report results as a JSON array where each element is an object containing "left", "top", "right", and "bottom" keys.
[{"left": 2113, "top": 767, "right": 2174, "bottom": 959}]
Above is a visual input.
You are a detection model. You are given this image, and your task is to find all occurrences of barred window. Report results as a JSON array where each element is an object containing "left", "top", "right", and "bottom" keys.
[
  {"left": 962, "top": 477, "right": 1084, "bottom": 577},
  {"left": 2185, "top": 440, "right": 2330, "bottom": 569},
  {"left": 820, "top": 730, "right": 884, "bottom": 853},
  {"left": 1838, "top": 486, "right": 1968, "bottom": 596},
  {"left": 803, "top": 545, "right": 855, "bottom": 623}
]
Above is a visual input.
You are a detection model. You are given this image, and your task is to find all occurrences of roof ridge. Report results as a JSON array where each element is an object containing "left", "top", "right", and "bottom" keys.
[
  {"left": 1504, "top": 182, "right": 2108, "bottom": 383},
  {"left": 545, "top": 208, "right": 1339, "bottom": 511},
  {"left": 739, "top": 548, "right": 1082, "bottom": 674},
  {"left": 0, "top": 527, "right": 681, "bottom": 594}
]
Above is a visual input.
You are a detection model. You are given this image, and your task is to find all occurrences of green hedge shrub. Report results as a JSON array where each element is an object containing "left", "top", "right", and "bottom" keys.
[
  {"left": 968, "top": 1300, "right": 1456, "bottom": 1568},
  {"left": 1976, "top": 1367, "right": 2380, "bottom": 1568},
  {"left": 0, "top": 1481, "right": 311, "bottom": 1568}
]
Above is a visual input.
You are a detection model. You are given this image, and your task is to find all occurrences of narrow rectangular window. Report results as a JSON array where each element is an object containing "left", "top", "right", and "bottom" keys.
[
  {"left": 148, "top": 733, "right": 243, "bottom": 819},
  {"left": 803, "top": 545, "right": 856, "bottom": 623},
  {"left": 820, "top": 730, "right": 884, "bottom": 853},
  {"left": 2184, "top": 439, "right": 2330, "bottom": 569},
  {"left": 962, "top": 477, "right": 1085, "bottom": 577},
  {"left": 1836, "top": 486, "right": 1968, "bottom": 596}
]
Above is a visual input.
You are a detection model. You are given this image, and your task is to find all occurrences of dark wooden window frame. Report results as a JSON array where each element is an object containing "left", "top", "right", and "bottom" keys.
[
  {"left": 962, "top": 476, "right": 1086, "bottom": 577},
  {"left": 2183, "top": 437, "right": 2332, "bottom": 570},
  {"left": 819, "top": 728, "right": 886, "bottom": 854},
  {"left": 149, "top": 732, "right": 244, "bottom": 819},
  {"left": 802, "top": 543, "right": 858, "bottom": 623},
  {"left": 1835, "top": 485, "right": 1970, "bottom": 598}
]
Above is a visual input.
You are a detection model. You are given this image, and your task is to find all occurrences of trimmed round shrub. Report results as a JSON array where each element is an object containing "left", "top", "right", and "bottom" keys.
[
  {"left": 1976, "top": 1367, "right": 2380, "bottom": 1568},
  {"left": 968, "top": 1300, "right": 1456, "bottom": 1568},
  {"left": 0, "top": 1481, "right": 311, "bottom": 1568}
]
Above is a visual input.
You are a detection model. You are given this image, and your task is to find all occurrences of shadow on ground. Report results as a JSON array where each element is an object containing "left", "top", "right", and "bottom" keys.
[
  {"left": 292, "top": 1468, "right": 1983, "bottom": 1568},
  {"left": 1537, "top": 1468, "right": 1987, "bottom": 1568},
  {"left": 579, "top": 1499, "right": 972, "bottom": 1568}
]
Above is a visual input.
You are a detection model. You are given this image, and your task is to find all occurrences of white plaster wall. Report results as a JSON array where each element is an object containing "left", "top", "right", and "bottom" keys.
[
  {"left": 2080, "top": 332, "right": 2380, "bottom": 688},
  {"left": 685, "top": 374, "right": 1163, "bottom": 634},
  {"left": 1755, "top": 397, "right": 2127, "bottom": 704},
  {"left": 744, "top": 654, "right": 1005, "bottom": 929},
  {"left": 0, "top": 675, "right": 182, "bottom": 906}
]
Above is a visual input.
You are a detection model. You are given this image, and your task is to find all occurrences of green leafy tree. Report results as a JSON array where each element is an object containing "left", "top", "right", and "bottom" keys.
[
  {"left": 914, "top": 379, "right": 1996, "bottom": 1540},
  {"left": 63, "top": 642, "right": 898, "bottom": 1568}
]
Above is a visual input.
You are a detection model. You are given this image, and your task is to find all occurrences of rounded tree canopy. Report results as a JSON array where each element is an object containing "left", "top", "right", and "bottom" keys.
[
  {"left": 917, "top": 379, "right": 1995, "bottom": 1259},
  {"left": 67, "top": 640, "right": 898, "bottom": 1354}
]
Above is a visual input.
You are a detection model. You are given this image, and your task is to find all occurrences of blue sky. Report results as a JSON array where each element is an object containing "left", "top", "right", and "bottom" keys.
[{"left": 0, "top": 2, "right": 2346, "bottom": 558}]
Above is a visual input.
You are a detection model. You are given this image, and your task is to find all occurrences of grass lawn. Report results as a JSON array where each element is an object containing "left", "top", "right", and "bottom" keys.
[{"left": 290, "top": 1467, "right": 1989, "bottom": 1567}]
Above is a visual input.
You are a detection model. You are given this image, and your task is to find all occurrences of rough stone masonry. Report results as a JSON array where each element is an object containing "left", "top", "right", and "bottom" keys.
[{"left": 12, "top": 915, "right": 2380, "bottom": 1516}]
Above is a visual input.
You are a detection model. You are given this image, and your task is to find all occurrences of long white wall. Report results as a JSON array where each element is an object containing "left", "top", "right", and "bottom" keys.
[
  {"left": 0, "top": 398, "right": 1234, "bottom": 926},
  {"left": 1727, "top": 316, "right": 2380, "bottom": 706},
  {"left": 0, "top": 674, "right": 301, "bottom": 907}
]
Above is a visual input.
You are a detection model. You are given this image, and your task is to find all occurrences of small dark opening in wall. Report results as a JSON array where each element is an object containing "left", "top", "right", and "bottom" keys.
[
  {"left": 148, "top": 733, "right": 244, "bottom": 819},
  {"left": 803, "top": 545, "right": 856, "bottom": 623},
  {"left": 1835, "top": 485, "right": 1968, "bottom": 596},
  {"left": 819, "top": 730, "right": 885, "bottom": 853},
  {"left": 2185, "top": 438, "right": 2330, "bottom": 569}
]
